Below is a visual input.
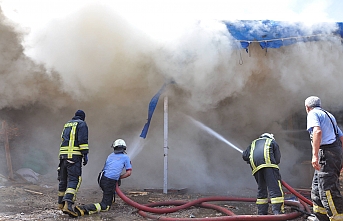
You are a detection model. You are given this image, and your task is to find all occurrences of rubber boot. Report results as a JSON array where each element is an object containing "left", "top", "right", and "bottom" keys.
[
  {"left": 58, "top": 203, "right": 64, "bottom": 210},
  {"left": 75, "top": 206, "right": 86, "bottom": 216},
  {"left": 272, "top": 203, "right": 283, "bottom": 215},
  {"left": 257, "top": 204, "right": 269, "bottom": 215},
  {"left": 313, "top": 213, "right": 329, "bottom": 221},
  {"left": 78, "top": 203, "right": 104, "bottom": 215},
  {"left": 62, "top": 201, "right": 78, "bottom": 218},
  {"left": 58, "top": 196, "right": 64, "bottom": 210}
]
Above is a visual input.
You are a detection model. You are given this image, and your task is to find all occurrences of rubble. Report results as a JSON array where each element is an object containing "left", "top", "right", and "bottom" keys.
[{"left": 15, "top": 168, "right": 40, "bottom": 184}]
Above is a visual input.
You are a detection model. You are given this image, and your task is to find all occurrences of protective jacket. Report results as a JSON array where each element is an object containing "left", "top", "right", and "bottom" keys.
[
  {"left": 242, "top": 137, "right": 281, "bottom": 175},
  {"left": 243, "top": 137, "right": 284, "bottom": 215},
  {"left": 59, "top": 116, "right": 89, "bottom": 159}
]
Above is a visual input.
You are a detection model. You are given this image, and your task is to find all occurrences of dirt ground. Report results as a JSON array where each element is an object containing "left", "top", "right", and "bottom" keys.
[{"left": 0, "top": 173, "right": 342, "bottom": 221}]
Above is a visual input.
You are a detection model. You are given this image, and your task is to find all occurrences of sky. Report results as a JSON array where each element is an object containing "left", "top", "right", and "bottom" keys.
[
  {"left": 0, "top": 0, "right": 342, "bottom": 193},
  {"left": 2, "top": 0, "right": 343, "bottom": 42}
]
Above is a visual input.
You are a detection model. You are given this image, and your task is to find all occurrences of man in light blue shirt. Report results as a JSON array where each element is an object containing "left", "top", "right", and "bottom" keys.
[
  {"left": 103, "top": 148, "right": 132, "bottom": 181},
  {"left": 305, "top": 96, "right": 343, "bottom": 221},
  {"left": 75, "top": 139, "right": 132, "bottom": 217},
  {"left": 307, "top": 107, "right": 343, "bottom": 146}
]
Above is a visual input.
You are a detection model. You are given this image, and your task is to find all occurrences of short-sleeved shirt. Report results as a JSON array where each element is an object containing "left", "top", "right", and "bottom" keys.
[
  {"left": 103, "top": 153, "right": 132, "bottom": 180},
  {"left": 307, "top": 107, "right": 343, "bottom": 145}
]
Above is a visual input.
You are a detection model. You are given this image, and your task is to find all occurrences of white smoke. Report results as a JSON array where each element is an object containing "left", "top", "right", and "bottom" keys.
[{"left": 0, "top": 1, "right": 342, "bottom": 193}]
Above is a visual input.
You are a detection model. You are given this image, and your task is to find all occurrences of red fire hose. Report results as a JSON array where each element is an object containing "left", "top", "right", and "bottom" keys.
[
  {"left": 281, "top": 180, "right": 312, "bottom": 206},
  {"left": 115, "top": 179, "right": 313, "bottom": 220},
  {"left": 136, "top": 200, "right": 304, "bottom": 220}
]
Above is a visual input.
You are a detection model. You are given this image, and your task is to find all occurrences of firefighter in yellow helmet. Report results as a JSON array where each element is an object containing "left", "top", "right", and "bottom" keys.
[
  {"left": 58, "top": 110, "right": 89, "bottom": 218},
  {"left": 242, "top": 133, "right": 284, "bottom": 215}
]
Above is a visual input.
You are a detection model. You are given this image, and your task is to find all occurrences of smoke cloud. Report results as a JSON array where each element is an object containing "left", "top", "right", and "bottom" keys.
[{"left": 0, "top": 2, "right": 342, "bottom": 194}]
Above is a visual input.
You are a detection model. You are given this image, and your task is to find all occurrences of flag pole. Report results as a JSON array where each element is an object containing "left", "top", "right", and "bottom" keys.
[{"left": 163, "top": 96, "right": 168, "bottom": 194}]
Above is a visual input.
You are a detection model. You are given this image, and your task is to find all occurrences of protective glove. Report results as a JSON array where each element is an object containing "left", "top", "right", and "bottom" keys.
[
  {"left": 83, "top": 154, "right": 88, "bottom": 166},
  {"left": 117, "top": 178, "right": 121, "bottom": 186}
]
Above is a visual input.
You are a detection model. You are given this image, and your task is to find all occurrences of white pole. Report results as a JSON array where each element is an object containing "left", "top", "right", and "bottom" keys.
[{"left": 163, "top": 96, "right": 168, "bottom": 194}]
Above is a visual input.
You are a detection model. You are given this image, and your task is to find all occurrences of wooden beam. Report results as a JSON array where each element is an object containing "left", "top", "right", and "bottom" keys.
[{"left": 23, "top": 188, "right": 43, "bottom": 195}]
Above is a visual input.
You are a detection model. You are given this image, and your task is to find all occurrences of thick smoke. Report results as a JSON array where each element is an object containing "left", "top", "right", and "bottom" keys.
[{"left": 0, "top": 3, "right": 342, "bottom": 194}]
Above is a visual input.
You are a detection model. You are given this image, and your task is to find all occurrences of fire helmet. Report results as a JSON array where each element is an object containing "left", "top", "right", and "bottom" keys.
[
  {"left": 260, "top": 133, "right": 275, "bottom": 140},
  {"left": 111, "top": 139, "right": 127, "bottom": 153}
]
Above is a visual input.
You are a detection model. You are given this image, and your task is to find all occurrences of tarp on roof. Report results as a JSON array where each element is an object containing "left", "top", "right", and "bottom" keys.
[{"left": 223, "top": 20, "right": 343, "bottom": 49}]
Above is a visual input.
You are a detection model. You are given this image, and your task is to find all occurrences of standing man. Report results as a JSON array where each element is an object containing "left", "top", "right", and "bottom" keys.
[
  {"left": 75, "top": 138, "right": 132, "bottom": 216},
  {"left": 242, "top": 133, "right": 284, "bottom": 215},
  {"left": 58, "top": 110, "right": 89, "bottom": 218},
  {"left": 305, "top": 96, "right": 343, "bottom": 221}
]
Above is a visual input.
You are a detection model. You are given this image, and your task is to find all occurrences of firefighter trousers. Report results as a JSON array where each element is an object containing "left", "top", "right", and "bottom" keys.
[
  {"left": 254, "top": 167, "right": 284, "bottom": 215},
  {"left": 77, "top": 176, "right": 117, "bottom": 215},
  {"left": 58, "top": 157, "right": 82, "bottom": 204},
  {"left": 311, "top": 145, "right": 343, "bottom": 221}
]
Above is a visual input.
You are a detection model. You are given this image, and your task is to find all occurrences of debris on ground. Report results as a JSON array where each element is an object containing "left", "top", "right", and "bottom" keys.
[{"left": 0, "top": 173, "right": 341, "bottom": 220}]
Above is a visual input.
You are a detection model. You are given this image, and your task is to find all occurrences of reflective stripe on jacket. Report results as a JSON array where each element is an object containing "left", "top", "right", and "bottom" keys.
[
  {"left": 242, "top": 138, "right": 281, "bottom": 175},
  {"left": 59, "top": 117, "right": 89, "bottom": 159}
]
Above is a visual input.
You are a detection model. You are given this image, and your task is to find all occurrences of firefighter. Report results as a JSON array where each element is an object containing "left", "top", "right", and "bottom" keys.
[
  {"left": 305, "top": 96, "right": 343, "bottom": 221},
  {"left": 242, "top": 133, "right": 284, "bottom": 215},
  {"left": 74, "top": 138, "right": 132, "bottom": 216},
  {"left": 58, "top": 110, "right": 89, "bottom": 218}
]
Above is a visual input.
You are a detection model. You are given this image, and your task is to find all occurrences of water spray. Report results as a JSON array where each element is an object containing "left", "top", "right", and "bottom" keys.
[
  {"left": 127, "top": 137, "right": 145, "bottom": 160},
  {"left": 186, "top": 115, "right": 243, "bottom": 154}
]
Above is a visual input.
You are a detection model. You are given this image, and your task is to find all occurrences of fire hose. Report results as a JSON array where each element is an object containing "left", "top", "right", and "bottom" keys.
[{"left": 115, "top": 180, "right": 314, "bottom": 220}]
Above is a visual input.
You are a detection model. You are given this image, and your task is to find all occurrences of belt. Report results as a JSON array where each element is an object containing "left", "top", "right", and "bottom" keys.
[{"left": 320, "top": 141, "right": 338, "bottom": 149}]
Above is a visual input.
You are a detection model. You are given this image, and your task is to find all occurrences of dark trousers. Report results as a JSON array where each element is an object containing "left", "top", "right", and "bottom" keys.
[
  {"left": 311, "top": 145, "right": 343, "bottom": 221},
  {"left": 79, "top": 176, "right": 117, "bottom": 214},
  {"left": 58, "top": 157, "right": 82, "bottom": 204},
  {"left": 254, "top": 168, "right": 284, "bottom": 215}
]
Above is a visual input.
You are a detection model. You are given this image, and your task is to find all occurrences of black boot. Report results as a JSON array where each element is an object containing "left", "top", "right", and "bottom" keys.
[
  {"left": 62, "top": 201, "right": 78, "bottom": 218},
  {"left": 272, "top": 203, "right": 284, "bottom": 215},
  {"left": 257, "top": 204, "right": 269, "bottom": 215},
  {"left": 58, "top": 202, "right": 64, "bottom": 210},
  {"left": 75, "top": 205, "right": 87, "bottom": 216},
  {"left": 313, "top": 213, "right": 329, "bottom": 221},
  {"left": 58, "top": 196, "right": 64, "bottom": 210}
]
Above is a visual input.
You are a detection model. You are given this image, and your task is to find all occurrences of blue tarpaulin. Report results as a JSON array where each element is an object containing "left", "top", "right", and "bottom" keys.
[{"left": 224, "top": 20, "right": 343, "bottom": 49}]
